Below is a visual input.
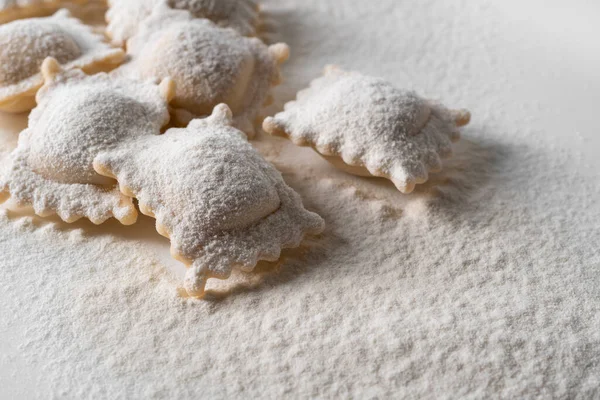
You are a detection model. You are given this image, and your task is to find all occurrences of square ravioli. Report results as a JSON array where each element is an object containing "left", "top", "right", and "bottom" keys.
[
  {"left": 106, "top": 0, "right": 260, "bottom": 46},
  {"left": 263, "top": 66, "right": 471, "bottom": 193},
  {"left": 93, "top": 104, "right": 325, "bottom": 297},
  {"left": 115, "top": 4, "right": 287, "bottom": 137},
  {"left": 0, "top": 9, "right": 124, "bottom": 112},
  {"left": 0, "top": 58, "right": 175, "bottom": 224}
]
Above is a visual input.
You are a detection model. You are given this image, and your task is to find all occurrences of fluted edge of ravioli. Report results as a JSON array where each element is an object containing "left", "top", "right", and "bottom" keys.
[
  {"left": 93, "top": 104, "right": 325, "bottom": 297},
  {"left": 0, "top": 58, "right": 176, "bottom": 225},
  {"left": 116, "top": 5, "right": 288, "bottom": 138},
  {"left": 263, "top": 66, "right": 471, "bottom": 193},
  {"left": 0, "top": 9, "right": 124, "bottom": 112}
]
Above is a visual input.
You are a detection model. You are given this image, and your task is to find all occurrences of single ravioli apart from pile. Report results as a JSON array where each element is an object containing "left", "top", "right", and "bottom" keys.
[
  {"left": 93, "top": 104, "right": 325, "bottom": 297},
  {"left": 263, "top": 66, "right": 472, "bottom": 193},
  {"left": 106, "top": 0, "right": 260, "bottom": 46},
  {"left": 118, "top": 5, "right": 287, "bottom": 137},
  {"left": 0, "top": 58, "right": 175, "bottom": 224},
  {"left": 0, "top": 9, "right": 124, "bottom": 112}
]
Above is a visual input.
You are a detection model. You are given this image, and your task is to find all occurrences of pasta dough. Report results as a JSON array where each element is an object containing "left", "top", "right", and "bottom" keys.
[
  {"left": 94, "top": 104, "right": 325, "bottom": 297},
  {"left": 0, "top": 9, "right": 124, "bottom": 112},
  {"left": 106, "top": 0, "right": 260, "bottom": 46},
  {"left": 263, "top": 66, "right": 471, "bottom": 193},
  {"left": 0, "top": 58, "right": 174, "bottom": 224},
  {"left": 117, "top": 5, "right": 287, "bottom": 137}
]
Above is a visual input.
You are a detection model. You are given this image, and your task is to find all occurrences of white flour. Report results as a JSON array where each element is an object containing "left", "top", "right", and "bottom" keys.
[{"left": 1, "top": 0, "right": 600, "bottom": 398}]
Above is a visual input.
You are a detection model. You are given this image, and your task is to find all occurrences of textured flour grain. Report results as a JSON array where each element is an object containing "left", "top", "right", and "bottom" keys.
[{"left": 1, "top": 0, "right": 600, "bottom": 398}]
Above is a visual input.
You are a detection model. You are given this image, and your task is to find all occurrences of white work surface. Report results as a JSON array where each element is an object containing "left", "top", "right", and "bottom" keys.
[{"left": 1, "top": 0, "right": 599, "bottom": 398}]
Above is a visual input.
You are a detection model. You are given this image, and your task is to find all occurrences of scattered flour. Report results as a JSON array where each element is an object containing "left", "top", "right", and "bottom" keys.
[{"left": 1, "top": 0, "right": 600, "bottom": 398}]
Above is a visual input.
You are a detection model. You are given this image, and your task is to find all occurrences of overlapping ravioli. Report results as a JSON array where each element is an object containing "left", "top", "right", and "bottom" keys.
[
  {"left": 0, "top": 0, "right": 88, "bottom": 24},
  {"left": 263, "top": 66, "right": 472, "bottom": 193},
  {"left": 106, "top": 0, "right": 260, "bottom": 46},
  {"left": 93, "top": 104, "right": 325, "bottom": 297},
  {"left": 0, "top": 9, "right": 124, "bottom": 112},
  {"left": 0, "top": 58, "right": 175, "bottom": 224},
  {"left": 118, "top": 5, "right": 287, "bottom": 137}
]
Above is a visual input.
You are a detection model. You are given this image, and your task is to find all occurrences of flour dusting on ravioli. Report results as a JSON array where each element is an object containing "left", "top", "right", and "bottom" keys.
[
  {"left": 0, "top": 58, "right": 174, "bottom": 224},
  {"left": 264, "top": 66, "right": 471, "bottom": 193},
  {"left": 94, "top": 104, "right": 325, "bottom": 297},
  {"left": 0, "top": 9, "right": 124, "bottom": 113}
]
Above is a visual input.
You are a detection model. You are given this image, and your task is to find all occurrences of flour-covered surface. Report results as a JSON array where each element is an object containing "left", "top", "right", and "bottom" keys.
[{"left": 1, "top": 0, "right": 600, "bottom": 398}]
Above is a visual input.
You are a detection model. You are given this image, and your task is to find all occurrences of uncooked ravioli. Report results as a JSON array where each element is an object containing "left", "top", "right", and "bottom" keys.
[
  {"left": 0, "top": 9, "right": 124, "bottom": 112},
  {"left": 93, "top": 104, "right": 325, "bottom": 297},
  {"left": 106, "top": 0, "right": 260, "bottom": 46},
  {"left": 263, "top": 66, "right": 471, "bottom": 193},
  {"left": 0, "top": 58, "right": 175, "bottom": 225},
  {"left": 116, "top": 5, "right": 287, "bottom": 137}
]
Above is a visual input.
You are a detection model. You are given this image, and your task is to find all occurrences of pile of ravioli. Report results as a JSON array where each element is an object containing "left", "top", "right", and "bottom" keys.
[{"left": 0, "top": 0, "right": 470, "bottom": 297}]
